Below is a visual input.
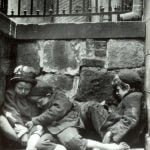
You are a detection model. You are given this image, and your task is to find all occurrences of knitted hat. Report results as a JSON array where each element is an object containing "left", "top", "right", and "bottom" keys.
[
  {"left": 118, "top": 70, "right": 142, "bottom": 89},
  {"left": 10, "top": 65, "right": 37, "bottom": 85},
  {"left": 29, "top": 86, "right": 52, "bottom": 96}
]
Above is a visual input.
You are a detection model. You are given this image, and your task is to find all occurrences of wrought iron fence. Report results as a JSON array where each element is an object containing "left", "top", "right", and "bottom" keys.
[
  {"left": 0, "top": 0, "right": 8, "bottom": 14},
  {"left": 0, "top": 0, "right": 132, "bottom": 22}
]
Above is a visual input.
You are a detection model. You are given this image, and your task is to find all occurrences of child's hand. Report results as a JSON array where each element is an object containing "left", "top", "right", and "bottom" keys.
[
  {"left": 14, "top": 124, "right": 28, "bottom": 138},
  {"left": 25, "top": 121, "right": 34, "bottom": 129}
]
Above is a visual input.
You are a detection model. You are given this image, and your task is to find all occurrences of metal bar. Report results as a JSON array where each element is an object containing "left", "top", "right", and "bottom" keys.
[
  {"left": 123, "top": 0, "right": 127, "bottom": 11},
  {"left": 30, "top": 0, "right": 33, "bottom": 15},
  {"left": 95, "top": 0, "right": 98, "bottom": 13},
  {"left": 88, "top": 0, "right": 91, "bottom": 8},
  {"left": 1, "top": 0, "right": 4, "bottom": 12},
  {"left": 18, "top": 0, "right": 21, "bottom": 15},
  {"left": 87, "top": 0, "right": 92, "bottom": 22},
  {"left": 2, "top": 0, "right": 4, "bottom": 10},
  {"left": 56, "top": 0, "right": 59, "bottom": 14},
  {"left": 50, "top": 0, "right": 54, "bottom": 22},
  {"left": 43, "top": 0, "right": 46, "bottom": 15},
  {"left": 100, "top": 6, "right": 104, "bottom": 22},
  {"left": 108, "top": 0, "right": 112, "bottom": 11},
  {"left": 108, "top": 0, "right": 112, "bottom": 21},
  {"left": 83, "top": 0, "right": 85, "bottom": 13},
  {"left": 121, "top": 0, "right": 124, "bottom": 11},
  {"left": 8, "top": 11, "right": 130, "bottom": 17},
  {"left": 5, "top": 0, "right": 8, "bottom": 14},
  {"left": 69, "top": 0, "right": 72, "bottom": 14},
  {"left": 0, "top": 0, "right": 3, "bottom": 10}
]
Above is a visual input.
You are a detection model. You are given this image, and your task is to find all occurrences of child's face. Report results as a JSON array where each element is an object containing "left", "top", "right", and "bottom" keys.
[
  {"left": 30, "top": 96, "right": 49, "bottom": 108},
  {"left": 115, "top": 85, "right": 129, "bottom": 99},
  {"left": 15, "top": 81, "right": 32, "bottom": 97}
]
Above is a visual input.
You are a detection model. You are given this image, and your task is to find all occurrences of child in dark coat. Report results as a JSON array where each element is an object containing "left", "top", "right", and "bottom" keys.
[
  {"left": 78, "top": 70, "right": 143, "bottom": 147},
  {"left": 27, "top": 84, "right": 130, "bottom": 150},
  {"left": 0, "top": 65, "right": 43, "bottom": 150},
  {"left": 102, "top": 70, "right": 143, "bottom": 144}
]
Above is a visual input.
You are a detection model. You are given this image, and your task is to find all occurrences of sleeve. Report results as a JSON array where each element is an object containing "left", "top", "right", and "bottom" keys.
[
  {"left": 3, "top": 90, "right": 24, "bottom": 126},
  {"left": 32, "top": 91, "right": 73, "bottom": 126},
  {"left": 108, "top": 93, "right": 142, "bottom": 142}
]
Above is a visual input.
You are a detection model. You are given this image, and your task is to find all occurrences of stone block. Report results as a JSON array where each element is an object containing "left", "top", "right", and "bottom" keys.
[
  {"left": 81, "top": 58, "right": 105, "bottom": 67},
  {"left": 95, "top": 50, "right": 106, "bottom": 57},
  {"left": 43, "top": 40, "right": 86, "bottom": 75},
  {"left": 36, "top": 73, "right": 74, "bottom": 91},
  {"left": 94, "top": 41, "right": 107, "bottom": 49},
  {"left": 86, "top": 40, "right": 107, "bottom": 50},
  {"left": 17, "top": 41, "right": 41, "bottom": 74},
  {"left": 0, "top": 36, "right": 16, "bottom": 75},
  {"left": 0, "top": 58, "right": 14, "bottom": 75},
  {"left": 86, "top": 40, "right": 107, "bottom": 58},
  {"left": 75, "top": 68, "right": 115, "bottom": 102},
  {"left": 107, "top": 39, "right": 145, "bottom": 69}
]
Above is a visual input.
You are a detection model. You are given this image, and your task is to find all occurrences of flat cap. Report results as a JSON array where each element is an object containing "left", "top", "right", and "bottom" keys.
[{"left": 118, "top": 70, "right": 142, "bottom": 88}]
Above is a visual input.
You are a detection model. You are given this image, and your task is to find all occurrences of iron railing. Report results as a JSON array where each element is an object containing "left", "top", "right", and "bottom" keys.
[
  {"left": 0, "top": 0, "right": 132, "bottom": 22},
  {"left": 0, "top": 0, "right": 8, "bottom": 14}
]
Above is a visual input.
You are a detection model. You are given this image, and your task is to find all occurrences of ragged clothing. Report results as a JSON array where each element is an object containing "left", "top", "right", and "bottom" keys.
[
  {"left": 76, "top": 91, "right": 143, "bottom": 144},
  {"left": 101, "top": 92, "right": 143, "bottom": 142},
  {"left": 31, "top": 90, "right": 84, "bottom": 134},
  {"left": 31, "top": 90, "right": 86, "bottom": 150},
  {"left": 3, "top": 89, "right": 40, "bottom": 126}
]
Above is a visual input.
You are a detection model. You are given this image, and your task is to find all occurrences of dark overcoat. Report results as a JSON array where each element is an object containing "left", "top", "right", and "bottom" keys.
[
  {"left": 101, "top": 92, "right": 143, "bottom": 143},
  {"left": 32, "top": 90, "right": 84, "bottom": 135}
]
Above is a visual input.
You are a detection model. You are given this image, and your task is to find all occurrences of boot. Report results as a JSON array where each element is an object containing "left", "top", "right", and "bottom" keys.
[{"left": 120, "top": 0, "right": 143, "bottom": 21}]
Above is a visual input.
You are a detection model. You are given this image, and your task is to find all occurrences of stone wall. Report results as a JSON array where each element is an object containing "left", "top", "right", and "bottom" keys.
[
  {"left": 16, "top": 39, "right": 145, "bottom": 102},
  {"left": 0, "top": 34, "right": 16, "bottom": 107}
]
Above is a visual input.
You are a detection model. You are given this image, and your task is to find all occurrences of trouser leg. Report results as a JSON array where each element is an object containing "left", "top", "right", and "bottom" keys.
[
  {"left": 57, "top": 127, "right": 87, "bottom": 150},
  {"left": 36, "top": 133, "right": 59, "bottom": 150},
  {"left": 27, "top": 125, "right": 44, "bottom": 150},
  {"left": 80, "top": 101, "right": 108, "bottom": 137}
]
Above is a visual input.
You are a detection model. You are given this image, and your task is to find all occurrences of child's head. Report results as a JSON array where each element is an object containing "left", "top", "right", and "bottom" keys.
[
  {"left": 112, "top": 70, "right": 142, "bottom": 99},
  {"left": 14, "top": 81, "right": 33, "bottom": 97},
  {"left": 29, "top": 87, "right": 53, "bottom": 108},
  {"left": 11, "top": 65, "right": 37, "bottom": 97}
]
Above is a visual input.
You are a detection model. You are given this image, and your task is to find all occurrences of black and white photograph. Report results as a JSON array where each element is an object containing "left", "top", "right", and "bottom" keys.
[{"left": 0, "top": 0, "right": 148, "bottom": 150}]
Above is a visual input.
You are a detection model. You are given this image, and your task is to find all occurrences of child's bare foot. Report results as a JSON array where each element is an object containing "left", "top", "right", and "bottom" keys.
[
  {"left": 119, "top": 142, "right": 130, "bottom": 150},
  {"left": 109, "top": 142, "right": 130, "bottom": 150}
]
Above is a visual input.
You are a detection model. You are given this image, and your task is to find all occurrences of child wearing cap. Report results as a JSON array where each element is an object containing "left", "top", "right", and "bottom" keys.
[
  {"left": 78, "top": 70, "right": 143, "bottom": 147},
  {"left": 27, "top": 85, "right": 130, "bottom": 150},
  {"left": 101, "top": 70, "right": 143, "bottom": 144},
  {"left": 0, "top": 65, "right": 43, "bottom": 150}
]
